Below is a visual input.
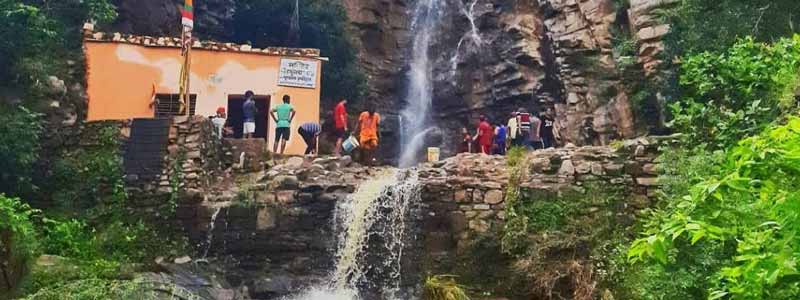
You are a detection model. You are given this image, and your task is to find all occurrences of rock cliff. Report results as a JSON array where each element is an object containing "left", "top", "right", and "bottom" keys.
[{"left": 342, "top": 0, "right": 676, "bottom": 153}]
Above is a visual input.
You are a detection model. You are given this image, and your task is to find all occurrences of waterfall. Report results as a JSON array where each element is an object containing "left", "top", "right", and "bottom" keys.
[
  {"left": 399, "top": 0, "right": 448, "bottom": 168},
  {"left": 450, "top": 0, "right": 483, "bottom": 78},
  {"left": 201, "top": 206, "right": 223, "bottom": 259},
  {"left": 291, "top": 170, "right": 422, "bottom": 300}
]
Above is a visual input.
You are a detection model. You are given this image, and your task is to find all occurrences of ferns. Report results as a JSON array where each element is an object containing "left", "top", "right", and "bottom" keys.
[{"left": 423, "top": 275, "right": 471, "bottom": 300}]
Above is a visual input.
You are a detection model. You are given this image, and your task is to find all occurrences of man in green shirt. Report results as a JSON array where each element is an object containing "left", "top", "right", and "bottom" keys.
[{"left": 270, "top": 94, "right": 296, "bottom": 154}]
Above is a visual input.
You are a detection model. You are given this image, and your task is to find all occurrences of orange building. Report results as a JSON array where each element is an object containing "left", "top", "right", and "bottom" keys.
[{"left": 83, "top": 27, "right": 325, "bottom": 155}]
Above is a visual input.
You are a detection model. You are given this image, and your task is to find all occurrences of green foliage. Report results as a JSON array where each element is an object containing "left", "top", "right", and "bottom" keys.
[
  {"left": 0, "top": 0, "right": 117, "bottom": 92},
  {"left": 0, "top": 194, "right": 40, "bottom": 273},
  {"left": 663, "top": 0, "right": 800, "bottom": 56},
  {"left": 670, "top": 36, "right": 800, "bottom": 149},
  {"left": 0, "top": 106, "right": 42, "bottom": 197},
  {"left": 629, "top": 117, "right": 800, "bottom": 299},
  {"left": 52, "top": 124, "right": 126, "bottom": 215},
  {"left": 232, "top": 0, "right": 367, "bottom": 104},
  {"left": 423, "top": 275, "right": 471, "bottom": 300},
  {"left": 22, "top": 278, "right": 200, "bottom": 300}
]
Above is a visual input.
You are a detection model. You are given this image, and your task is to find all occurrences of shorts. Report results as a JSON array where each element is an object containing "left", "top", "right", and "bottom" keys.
[
  {"left": 275, "top": 127, "right": 291, "bottom": 141},
  {"left": 243, "top": 122, "right": 256, "bottom": 135},
  {"left": 360, "top": 136, "right": 378, "bottom": 150},
  {"left": 334, "top": 127, "right": 347, "bottom": 139}
]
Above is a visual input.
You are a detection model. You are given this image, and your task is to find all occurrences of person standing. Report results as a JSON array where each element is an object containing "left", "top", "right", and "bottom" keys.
[
  {"left": 474, "top": 115, "right": 493, "bottom": 155},
  {"left": 270, "top": 95, "right": 296, "bottom": 154},
  {"left": 494, "top": 123, "right": 507, "bottom": 155},
  {"left": 507, "top": 111, "right": 520, "bottom": 147},
  {"left": 459, "top": 127, "right": 472, "bottom": 153},
  {"left": 242, "top": 91, "right": 257, "bottom": 139},
  {"left": 517, "top": 108, "right": 542, "bottom": 149},
  {"left": 333, "top": 98, "right": 348, "bottom": 156},
  {"left": 298, "top": 122, "right": 321, "bottom": 155},
  {"left": 357, "top": 106, "right": 381, "bottom": 165},
  {"left": 212, "top": 107, "right": 232, "bottom": 139},
  {"left": 540, "top": 107, "right": 557, "bottom": 148}
]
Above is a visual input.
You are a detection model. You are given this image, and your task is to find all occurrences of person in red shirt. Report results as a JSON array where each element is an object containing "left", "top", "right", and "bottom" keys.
[
  {"left": 333, "top": 98, "right": 348, "bottom": 156},
  {"left": 474, "top": 115, "right": 494, "bottom": 155}
]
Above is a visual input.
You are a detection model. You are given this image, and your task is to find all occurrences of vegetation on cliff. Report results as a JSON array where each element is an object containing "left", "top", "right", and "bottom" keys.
[{"left": 232, "top": 0, "right": 367, "bottom": 104}]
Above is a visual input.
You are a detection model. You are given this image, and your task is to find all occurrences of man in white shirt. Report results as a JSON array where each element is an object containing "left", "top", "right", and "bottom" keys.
[
  {"left": 212, "top": 107, "right": 231, "bottom": 139},
  {"left": 507, "top": 111, "right": 519, "bottom": 147}
]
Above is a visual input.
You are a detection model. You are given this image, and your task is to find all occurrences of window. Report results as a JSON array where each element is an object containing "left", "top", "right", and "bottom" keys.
[{"left": 154, "top": 94, "right": 197, "bottom": 118}]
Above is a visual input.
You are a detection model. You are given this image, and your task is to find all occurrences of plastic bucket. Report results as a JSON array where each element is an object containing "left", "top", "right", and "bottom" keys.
[
  {"left": 427, "top": 147, "right": 441, "bottom": 162},
  {"left": 342, "top": 136, "right": 360, "bottom": 153}
]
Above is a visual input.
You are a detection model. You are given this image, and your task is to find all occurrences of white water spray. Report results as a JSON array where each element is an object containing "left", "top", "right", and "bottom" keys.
[
  {"left": 201, "top": 206, "right": 223, "bottom": 259},
  {"left": 450, "top": 0, "right": 483, "bottom": 79},
  {"left": 290, "top": 170, "right": 422, "bottom": 300},
  {"left": 399, "top": 0, "right": 448, "bottom": 167}
]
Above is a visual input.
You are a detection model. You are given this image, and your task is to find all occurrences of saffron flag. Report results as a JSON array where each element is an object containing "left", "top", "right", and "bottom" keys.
[{"left": 181, "top": 0, "right": 194, "bottom": 29}]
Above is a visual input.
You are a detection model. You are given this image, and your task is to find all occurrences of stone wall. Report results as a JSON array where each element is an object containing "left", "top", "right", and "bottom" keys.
[
  {"left": 175, "top": 156, "right": 383, "bottom": 298},
  {"left": 417, "top": 137, "right": 661, "bottom": 254},
  {"left": 125, "top": 116, "right": 229, "bottom": 199}
]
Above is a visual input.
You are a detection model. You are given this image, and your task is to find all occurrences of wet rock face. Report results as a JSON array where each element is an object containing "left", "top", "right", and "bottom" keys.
[
  {"left": 111, "top": 0, "right": 235, "bottom": 39},
  {"left": 342, "top": 0, "right": 674, "bottom": 154}
]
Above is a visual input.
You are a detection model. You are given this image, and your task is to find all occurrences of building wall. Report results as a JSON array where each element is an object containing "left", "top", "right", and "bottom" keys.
[{"left": 84, "top": 41, "right": 322, "bottom": 155}]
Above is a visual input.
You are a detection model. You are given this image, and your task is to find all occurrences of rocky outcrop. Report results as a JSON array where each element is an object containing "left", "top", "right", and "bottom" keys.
[
  {"left": 629, "top": 0, "right": 678, "bottom": 75},
  {"left": 111, "top": 0, "right": 235, "bottom": 39},
  {"left": 417, "top": 137, "right": 661, "bottom": 253},
  {"left": 343, "top": 0, "right": 412, "bottom": 111},
  {"left": 341, "top": 0, "right": 675, "bottom": 155}
]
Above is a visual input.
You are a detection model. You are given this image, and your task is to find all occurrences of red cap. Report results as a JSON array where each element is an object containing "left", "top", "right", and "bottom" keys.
[{"left": 217, "top": 107, "right": 226, "bottom": 114}]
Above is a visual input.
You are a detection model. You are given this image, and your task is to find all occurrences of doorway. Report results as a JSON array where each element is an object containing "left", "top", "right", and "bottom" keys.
[{"left": 227, "top": 95, "right": 270, "bottom": 139}]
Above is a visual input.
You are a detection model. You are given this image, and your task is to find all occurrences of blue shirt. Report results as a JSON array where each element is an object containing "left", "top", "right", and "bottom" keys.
[
  {"left": 243, "top": 99, "right": 256, "bottom": 122},
  {"left": 496, "top": 126, "right": 507, "bottom": 144},
  {"left": 300, "top": 122, "right": 321, "bottom": 135}
]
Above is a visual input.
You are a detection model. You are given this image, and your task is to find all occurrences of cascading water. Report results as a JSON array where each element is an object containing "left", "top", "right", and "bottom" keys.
[
  {"left": 450, "top": 0, "right": 483, "bottom": 78},
  {"left": 399, "top": 0, "right": 448, "bottom": 168},
  {"left": 201, "top": 206, "right": 223, "bottom": 259},
  {"left": 291, "top": 170, "right": 422, "bottom": 300}
]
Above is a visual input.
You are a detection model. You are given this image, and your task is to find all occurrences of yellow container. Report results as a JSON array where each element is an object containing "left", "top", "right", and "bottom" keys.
[{"left": 427, "top": 147, "right": 441, "bottom": 162}]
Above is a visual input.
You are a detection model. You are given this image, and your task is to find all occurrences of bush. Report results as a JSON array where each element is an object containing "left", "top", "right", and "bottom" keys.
[
  {"left": 423, "top": 275, "right": 471, "bottom": 300},
  {"left": 629, "top": 117, "right": 800, "bottom": 299},
  {"left": 51, "top": 124, "right": 126, "bottom": 215},
  {"left": 670, "top": 36, "right": 800, "bottom": 149},
  {"left": 0, "top": 194, "right": 39, "bottom": 295},
  {"left": 0, "top": 106, "right": 42, "bottom": 197}
]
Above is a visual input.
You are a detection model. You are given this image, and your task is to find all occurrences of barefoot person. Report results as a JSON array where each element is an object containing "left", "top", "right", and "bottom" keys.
[
  {"left": 459, "top": 127, "right": 472, "bottom": 153},
  {"left": 270, "top": 95, "right": 296, "bottom": 154},
  {"left": 333, "top": 98, "right": 348, "bottom": 156},
  {"left": 298, "top": 122, "right": 321, "bottom": 155},
  {"left": 357, "top": 106, "right": 381, "bottom": 165},
  {"left": 474, "top": 115, "right": 493, "bottom": 155},
  {"left": 242, "top": 91, "right": 257, "bottom": 139},
  {"left": 211, "top": 107, "right": 232, "bottom": 139}
]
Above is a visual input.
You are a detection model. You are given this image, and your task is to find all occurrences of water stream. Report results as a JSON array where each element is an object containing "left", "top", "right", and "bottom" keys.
[
  {"left": 399, "top": 0, "right": 448, "bottom": 167},
  {"left": 291, "top": 170, "right": 422, "bottom": 300},
  {"left": 201, "top": 206, "right": 223, "bottom": 259}
]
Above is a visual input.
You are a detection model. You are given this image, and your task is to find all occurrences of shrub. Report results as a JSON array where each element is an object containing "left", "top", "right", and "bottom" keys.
[
  {"left": 0, "top": 106, "right": 42, "bottom": 197},
  {"left": 629, "top": 117, "right": 800, "bottom": 299},
  {"left": 669, "top": 36, "right": 800, "bottom": 149},
  {"left": 423, "top": 275, "right": 471, "bottom": 300},
  {"left": 0, "top": 194, "right": 39, "bottom": 295}
]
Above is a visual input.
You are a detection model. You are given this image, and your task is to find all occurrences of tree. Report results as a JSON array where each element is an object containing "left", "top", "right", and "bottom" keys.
[{"left": 232, "top": 0, "right": 366, "bottom": 106}]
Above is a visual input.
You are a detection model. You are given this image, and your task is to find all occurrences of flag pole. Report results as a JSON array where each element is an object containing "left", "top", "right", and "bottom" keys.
[{"left": 179, "top": 0, "right": 194, "bottom": 116}]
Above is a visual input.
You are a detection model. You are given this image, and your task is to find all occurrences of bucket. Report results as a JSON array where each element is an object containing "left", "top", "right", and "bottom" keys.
[
  {"left": 427, "top": 147, "right": 441, "bottom": 162},
  {"left": 342, "top": 136, "right": 360, "bottom": 153}
]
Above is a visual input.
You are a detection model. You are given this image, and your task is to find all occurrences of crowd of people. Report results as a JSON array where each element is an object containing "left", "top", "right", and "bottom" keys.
[
  {"left": 461, "top": 107, "right": 558, "bottom": 155},
  {"left": 209, "top": 91, "right": 561, "bottom": 162},
  {"left": 209, "top": 91, "right": 381, "bottom": 165}
]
